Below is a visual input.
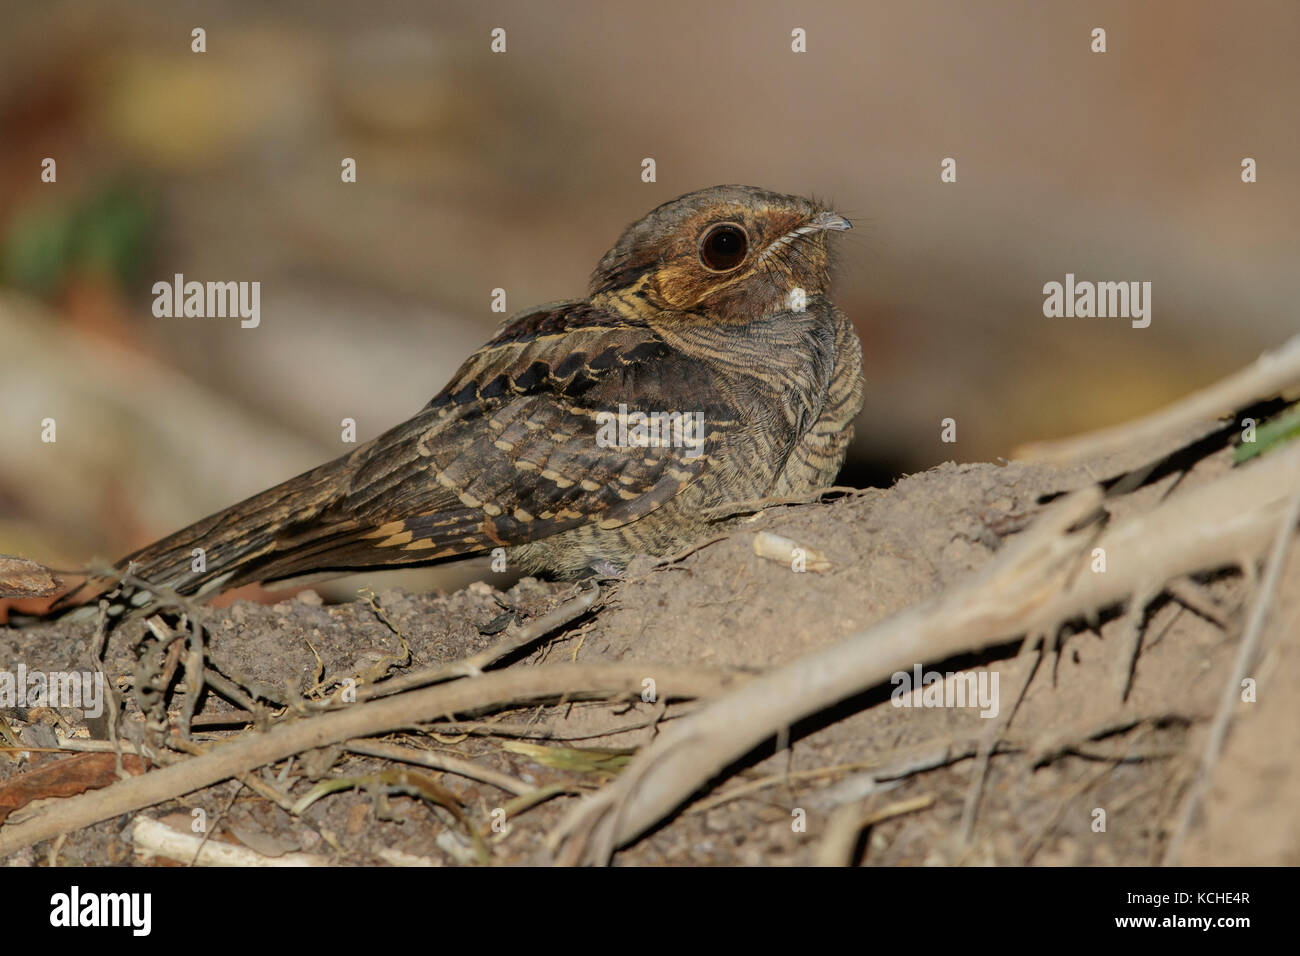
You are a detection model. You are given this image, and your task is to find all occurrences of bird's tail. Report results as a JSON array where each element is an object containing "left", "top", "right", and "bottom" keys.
[{"left": 51, "top": 452, "right": 362, "bottom": 618}]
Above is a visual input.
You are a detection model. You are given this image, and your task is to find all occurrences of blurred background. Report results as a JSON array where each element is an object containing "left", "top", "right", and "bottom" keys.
[{"left": 2, "top": 0, "right": 1297, "bottom": 603}]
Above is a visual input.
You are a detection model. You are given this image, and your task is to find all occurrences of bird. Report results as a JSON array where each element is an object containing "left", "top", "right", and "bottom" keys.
[{"left": 60, "top": 185, "right": 863, "bottom": 614}]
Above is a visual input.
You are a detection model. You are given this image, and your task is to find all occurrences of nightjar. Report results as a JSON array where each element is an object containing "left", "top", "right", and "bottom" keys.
[{"left": 66, "top": 185, "right": 863, "bottom": 610}]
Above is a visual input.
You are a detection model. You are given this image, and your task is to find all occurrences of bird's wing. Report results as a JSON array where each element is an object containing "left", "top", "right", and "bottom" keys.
[{"left": 210, "top": 301, "right": 740, "bottom": 584}]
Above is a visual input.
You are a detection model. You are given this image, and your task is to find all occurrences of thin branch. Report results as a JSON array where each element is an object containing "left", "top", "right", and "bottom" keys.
[
  {"left": 0, "top": 663, "right": 740, "bottom": 856},
  {"left": 1162, "top": 487, "right": 1300, "bottom": 864},
  {"left": 1017, "top": 333, "right": 1300, "bottom": 463}
]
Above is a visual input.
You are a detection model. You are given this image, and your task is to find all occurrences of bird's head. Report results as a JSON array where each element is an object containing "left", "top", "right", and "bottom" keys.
[{"left": 589, "top": 185, "right": 850, "bottom": 323}]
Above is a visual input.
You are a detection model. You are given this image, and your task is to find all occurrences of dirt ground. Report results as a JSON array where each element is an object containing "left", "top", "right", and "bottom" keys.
[{"left": 1, "top": 436, "right": 1297, "bottom": 866}]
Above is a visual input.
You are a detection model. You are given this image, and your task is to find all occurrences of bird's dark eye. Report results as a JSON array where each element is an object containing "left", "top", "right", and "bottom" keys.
[{"left": 698, "top": 223, "right": 749, "bottom": 272}]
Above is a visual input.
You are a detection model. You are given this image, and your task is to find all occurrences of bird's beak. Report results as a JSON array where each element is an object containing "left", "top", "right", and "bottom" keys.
[
  {"left": 809, "top": 210, "right": 851, "bottom": 232},
  {"left": 757, "top": 208, "right": 852, "bottom": 266}
]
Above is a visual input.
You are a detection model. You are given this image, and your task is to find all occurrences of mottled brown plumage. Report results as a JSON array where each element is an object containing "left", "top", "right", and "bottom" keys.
[{"left": 69, "top": 185, "right": 863, "bottom": 610}]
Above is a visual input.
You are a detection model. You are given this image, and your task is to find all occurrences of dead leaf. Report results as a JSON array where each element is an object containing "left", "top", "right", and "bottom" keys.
[
  {"left": 0, "top": 752, "right": 149, "bottom": 824},
  {"left": 0, "top": 555, "right": 58, "bottom": 598}
]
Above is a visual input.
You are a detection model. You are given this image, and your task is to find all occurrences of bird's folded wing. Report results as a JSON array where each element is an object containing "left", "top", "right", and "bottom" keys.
[{"left": 246, "top": 303, "right": 739, "bottom": 579}]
